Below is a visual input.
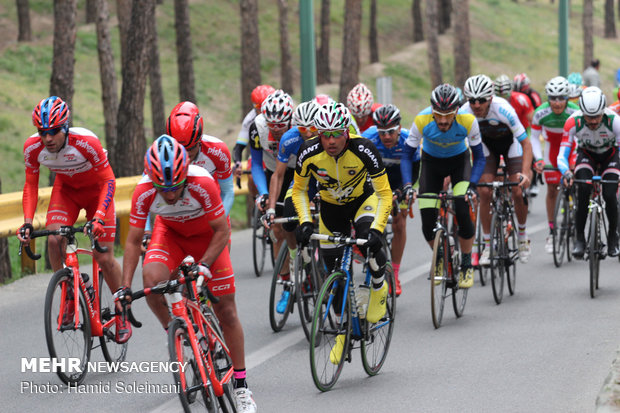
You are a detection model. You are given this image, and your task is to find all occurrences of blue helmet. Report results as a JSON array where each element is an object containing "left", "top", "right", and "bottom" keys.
[
  {"left": 32, "top": 96, "right": 70, "bottom": 132},
  {"left": 144, "top": 135, "right": 189, "bottom": 188}
]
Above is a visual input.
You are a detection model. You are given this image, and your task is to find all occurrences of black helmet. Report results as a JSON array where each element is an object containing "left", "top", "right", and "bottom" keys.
[
  {"left": 430, "top": 84, "right": 460, "bottom": 112},
  {"left": 372, "top": 104, "right": 401, "bottom": 128}
]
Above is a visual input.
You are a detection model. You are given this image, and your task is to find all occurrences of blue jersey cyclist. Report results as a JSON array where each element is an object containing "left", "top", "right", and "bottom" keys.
[
  {"left": 362, "top": 104, "right": 420, "bottom": 296},
  {"left": 401, "top": 84, "right": 485, "bottom": 289}
]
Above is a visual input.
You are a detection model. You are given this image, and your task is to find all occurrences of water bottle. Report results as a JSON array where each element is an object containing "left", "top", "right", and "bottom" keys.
[
  {"left": 81, "top": 273, "right": 95, "bottom": 300},
  {"left": 356, "top": 285, "right": 370, "bottom": 319}
]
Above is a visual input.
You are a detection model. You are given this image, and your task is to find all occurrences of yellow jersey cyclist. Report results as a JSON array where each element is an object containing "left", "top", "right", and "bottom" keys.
[
  {"left": 292, "top": 102, "right": 392, "bottom": 331},
  {"left": 401, "top": 83, "right": 485, "bottom": 289}
]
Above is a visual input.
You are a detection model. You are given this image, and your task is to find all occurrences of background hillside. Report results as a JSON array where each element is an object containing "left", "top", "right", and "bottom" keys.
[{"left": 0, "top": 0, "right": 619, "bottom": 194}]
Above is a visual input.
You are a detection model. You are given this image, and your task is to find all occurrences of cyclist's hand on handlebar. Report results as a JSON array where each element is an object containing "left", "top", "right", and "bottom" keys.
[
  {"left": 465, "top": 184, "right": 478, "bottom": 203},
  {"left": 517, "top": 172, "right": 530, "bottom": 189},
  {"left": 533, "top": 159, "right": 544, "bottom": 174},
  {"left": 114, "top": 286, "right": 133, "bottom": 307},
  {"left": 84, "top": 218, "right": 106, "bottom": 239},
  {"left": 296, "top": 221, "right": 314, "bottom": 247},
  {"left": 262, "top": 208, "right": 276, "bottom": 229},
  {"left": 193, "top": 262, "right": 212, "bottom": 280},
  {"left": 141, "top": 231, "right": 152, "bottom": 253},
  {"left": 366, "top": 228, "right": 384, "bottom": 254},
  {"left": 562, "top": 171, "right": 574, "bottom": 187},
  {"left": 255, "top": 194, "right": 268, "bottom": 213},
  {"left": 17, "top": 222, "right": 34, "bottom": 243},
  {"left": 402, "top": 184, "right": 416, "bottom": 205}
]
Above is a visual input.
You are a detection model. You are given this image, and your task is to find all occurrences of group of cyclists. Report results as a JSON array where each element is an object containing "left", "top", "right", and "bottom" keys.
[{"left": 15, "top": 68, "right": 620, "bottom": 406}]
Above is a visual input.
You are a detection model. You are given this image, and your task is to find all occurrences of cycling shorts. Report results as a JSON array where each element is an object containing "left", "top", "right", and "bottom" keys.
[
  {"left": 318, "top": 192, "right": 377, "bottom": 251},
  {"left": 482, "top": 140, "right": 523, "bottom": 177}
]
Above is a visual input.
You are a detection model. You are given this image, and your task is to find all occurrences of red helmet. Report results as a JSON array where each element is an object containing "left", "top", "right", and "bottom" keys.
[
  {"left": 144, "top": 135, "right": 189, "bottom": 187},
  {"left": 251, "top": 85, "right": 276, "bottom": 108},
  {"left": 513, "top": 73, "right": 531, "bottom": 93},
  {"left": 32, "top": 96, "right": 70, "bottom": 130},
  {"left": 166, "top": 101, "right": 203, "bottom": 148}
]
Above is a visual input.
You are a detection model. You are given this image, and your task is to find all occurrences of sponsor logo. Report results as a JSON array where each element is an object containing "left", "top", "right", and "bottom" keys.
[
  {"left": 63, "top": 153, "right": 76, "bottom": 162},
  {"left": 206, "top": 146, "right": 229, "bottom": 163},
  {"left": 211, "top": 284, "right": 230, "bottom": 292},
  {"left": 148, "top": 254, "right": 168, "bottom": 261},
  {"left": 317, "top": 168, "right": 328, "bottom": 178},
  {"left": 50, "top": 215, "right": 68, "bottom": 222},
  {"left": 348, "top": 170, "right": 356, "bottom": 176},
  {"left": 24, "top": 141, "right": 43, "bottom": 168},
  {"left": 75, "top": 139, "right": 101, "bottom": 163},
  {"left": 358, "top": 145, "right": 379, "bottom": 169}
]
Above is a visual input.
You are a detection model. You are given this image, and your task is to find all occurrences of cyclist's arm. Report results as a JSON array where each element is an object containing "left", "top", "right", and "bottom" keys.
[
  {"left": 121, "top": 225, "right": 144, "bottom": 288},
  {"left": 250, "top": 146, "right": 268, "bottom": 195},
  {"left": 22, "top": 168, "right": 40, "bottom": 222},
  {"left": 515, "top": 131, "right": 533, "bottom": 176},
  {"left": 291, "top": 144, "right": 312, "bottom": 225},
  {"left": 557, "top": 118, "right": 576, "bottom": 175},
  {"left": 267, "top": 160, "right": 288, "bottom": 211},
  {"left": 93, "top": 167, "right": 116, "bottom": 222},
  {"left": 197, "top": 214, "right": 230, "bottom": 267},
  {"left": 470, "top": 143, "right": 485, "bottom": 185},
  {"left": 218, "top": 175, "right": 235, "bottom": 216},
  {"left": 370, "top": 172, "right": 393, "bottom": 233},
  {"left": 530, "top": 125, "right": 543, "bottom": 161},
  {"left": 233, "top": 143, "right": 246, "bottom": 165}
]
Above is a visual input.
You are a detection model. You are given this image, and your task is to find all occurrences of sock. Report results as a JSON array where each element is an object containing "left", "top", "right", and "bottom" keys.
[
  {"left": 483, "top": 234, "right": 490, "bottom": 248},
  {"left": 461, "top": 252, "right": 472, "bottom": 268},
  {"left": 289, "top": 247, "right": 297, "bottom": 260},
  {"left": 233, "top": 369, "right": 247, "bottom": 389},
  {"left": 393, "top": 263, "right": 400, "bottom": 279},
  {"left": 372, "top": 275, "right": 385, "bottom": 290},
  {"left": 518, "top": 224, "right": 527, "bottom": 241},
  {"left": 548, "top": 221, "right": 554, "bottom": 231}
]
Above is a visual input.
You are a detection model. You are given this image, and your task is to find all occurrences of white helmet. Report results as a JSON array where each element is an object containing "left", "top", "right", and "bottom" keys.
[
  {"left": 313, "top": 103, "right": 352, "bottom": 131},
  {"left": 579, "top": 86, "right": 606, "bottom": 116},
  {"left": 494, "top": 75, "right": 512, "bottom": 96},
  {"left": 346, "top": 83, "right": 374, "bottom": 117},
  {"left": 292, "top": 101, "right": 319, "bottom": 127},
  {"left": 464, "top": 75, "right": 494, "bottom": 99},
  {"left": 261, "top": 90, "right": 294, "bottom": 124},
  {"left": 568, "top": 84, "right": 582, "bottom": 99},
  {"left": 545, "top": 76, "right": 569, "bottom": 98}
]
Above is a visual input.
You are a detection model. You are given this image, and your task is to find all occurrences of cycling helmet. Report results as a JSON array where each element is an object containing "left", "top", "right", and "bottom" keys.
[
  {"left": 567, "top": 72, "right": 583, "bottom": 86},
  {"left": 579, "top": 86, "right": 606, "bottom": 116},
  {"left": 513, "top": 73, "right": 531, "bottom": 92},
  {"left": 292, "top": 101, "right": 320, "bottom": 127},
  {"left": 372, "top": 104, "right": 401, "bottom": 128},
  {"left": 251, "top": 84, "right": 276, "bottom": 107},
  {"left": 314, "top": 103, "right": 352, "bottom": 131},
  {"left": 430, "top": 84, "right": 461, "bottom": 112},
  {"left": 261, "top": 90, "right": 294, "bottom": 124},
  {"left": 455, "top": 87, "right": 466, "bottom": 106},
  {"left": 494, "top": 75, "right": 512, "bottom": 96},
  {"left": 32, "top": 96, "right": 70, "bottom": 131},
  {"left": 346, "top": 83, "right": 374, "bottom": 117},
  {"left": 545, "top": 76, "right": 569, "bottom": 98},
  {"left": 144, "top": 135, "right": 190, "bottom": 187},
  {"left": 166, "top": 101, "right": 203, "bottom": 148},
  {"left": 313, "top": 93, "right": 335, "bottom": 106},
  {"left": 464, "top": 75, "right": 494, "bottom": 100},
  {"left": 568, "top": 83, "right": 582, "bottom": 99}
]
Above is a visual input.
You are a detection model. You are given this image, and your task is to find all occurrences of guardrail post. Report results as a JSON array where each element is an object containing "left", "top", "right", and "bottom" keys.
[
  {"left": 118, "top": 215, "right": 130, "bottom": 249},
  {"left": 21, "top": 239, "right": 36, "bottom": 274}
]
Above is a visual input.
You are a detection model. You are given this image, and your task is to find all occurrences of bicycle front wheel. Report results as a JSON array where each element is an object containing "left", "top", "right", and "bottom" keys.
[
  {"left": 99, "top": 271, "right": 128, "bottom": 363},
  {"left": 474, "top": 210, "right": 488, "bottom": 286},
  {"left": 296, "top": 244, "right": 321, "bottom": 342},
  {"left": 310, "top": 271, "right": 351, "bottom": 392},
  {"left": 44, "top": 268, "right": 91, "bottom": 385},
  {"left": 490, "top": 212, "right": 505, "bottom": 305},
  {"left": 252, "top": 206, "right": 268, "bottom": 277},
  {"left": 506, "top": 212, "right": 518, "bottom": 296},
  {"left": 552, "top": 192, "right": 568, "bottom": 267},
  {"left": 430, "top": 229, "right": 448, "bottom": 329},
  {"left": 269, "top": 240, "right": 294, "bottom": 332},
  {"left": 361, "top": 262, "right": 396, "bottom": 376},
  {"left": 588, "top": 211, "right": 600, "bottom": 298}
]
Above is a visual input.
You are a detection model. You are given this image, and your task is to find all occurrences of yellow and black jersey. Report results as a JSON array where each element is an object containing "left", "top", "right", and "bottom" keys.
[{"left": 292, "top": 134, "right": 392, "bottom": 232}]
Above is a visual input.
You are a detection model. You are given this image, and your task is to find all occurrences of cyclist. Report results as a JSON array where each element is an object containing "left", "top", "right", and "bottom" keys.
[
  {"left": 495, "top": 74, "right": 534, "bottom": 131},
  {"left": 17, "top": 96, "right": 124, "bottom": 340},
  {"left": 263, "top": 100, "right": 320, "bottom": 313},
  {"left": 119, "top": 135, "right": 257, "bottom": 412},
  {"left": 463, "top": 74, "right": 534, "bottom": 264},
  {"left": 292, "top": 102, "right": 392, "bottom": 362},
  {"left": 558, "top": 86, "right": 620, "bottom": 258},
  {"left": 567, "top": 72, "right": 584, "bottom": 104},
  {"left": 346, "top": 82, "right": 381, "bottom": 133},
  {"left": 401, "top": 83, "right": 485, "bottom": 289},
  {"left": 530, "top": 76, "right": 579, "bottom": 253},
  {"left": 362, "top": 104, "right": 420, "bottom": 296},
  {"left": 610, "top": 88, "right": 620, "bottom": 116},
  {"left": 513, "top": 72, "right": 543, "bottom": 109}
]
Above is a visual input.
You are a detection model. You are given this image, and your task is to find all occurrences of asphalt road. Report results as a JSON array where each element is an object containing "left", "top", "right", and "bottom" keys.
[{"left": 3, "top": 186, "right": 620, "bottom": 412}]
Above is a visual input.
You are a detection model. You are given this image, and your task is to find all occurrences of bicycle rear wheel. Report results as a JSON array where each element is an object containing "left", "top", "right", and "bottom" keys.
[
  {"left": 44, "top": 268, "right": 91, "bottom": 385},
  {"left": 361, "top": 262, "right": 396, "bottom": 376},
  {"left": 430, "top": 229, "right": 448, "bottom": 329},
  {"left": 296, "top": 243, "right": 321, "bottom": 342},
  {"left": 506, "top": 212, "right": 518, "bottom": 296},
  {"left": 588, "top": 211, "right": 600, "bottom": 298},
  {"left": 490, "top": 212, "right": 505, "bottom": 305},
  {"left": 252, "top": 206, "right": 268, "bottom": 277},
  {"left": 99, "top": 271, "right": 128, "bottom": 363},
  {"left": 474, "top": 210, "right": 488, "bottom": 286},
  {"left": 310, "top": 271, "right": 351, "bottom": 392},
  {"left": 552, "top": 192, "right": 568, "bottom": 267},
  {"left": 168, "top": 318, "right": 217, "bottom": 412},
  {"left": 269, "top": 240, "right": 294, "bottom": 332}
]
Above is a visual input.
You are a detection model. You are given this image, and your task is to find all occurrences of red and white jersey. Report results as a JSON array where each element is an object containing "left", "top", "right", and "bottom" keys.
[
  {"left": 508, "top": 91, "right": 534, "bottom": 130},
  {"left": 192, "top": 135, "right": 232, "bottom": 181},
  {"left": 22, "top": 127, "right": 115, "bottom": 221},
  {"left": 129, "top": 165, "right": 225, "bottom": 236},
  {"left": 561, "top": 108, "right": 620, "bottom": 155}
]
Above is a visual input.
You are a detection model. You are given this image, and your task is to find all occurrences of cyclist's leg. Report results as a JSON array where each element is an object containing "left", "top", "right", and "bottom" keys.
[
  {"left": 449, "top": 153, "right": 475, "bottom": 288},
  {"left": 418, "top": 152, "right": 450, "bottom": 249},
  {"left": 46, "top": 184, "right": 82, "bottom": 272},
  {"left": 506, "top": 142, "right": 530, "bottom": 261},
  {"left": 477, "top": 148, "right": 498, "bottom": 263},
  {"left": 601, "top": 150, "right": 620, "bottom": 255},
  {"left": 544, "top": 140, "right": 562, "bottom": 228},
  {"left": 87, "top": 198, "right": 121, "bottom": 293},
  {"left": 574, "top": 153, "right": 595, "bottom": 241}
]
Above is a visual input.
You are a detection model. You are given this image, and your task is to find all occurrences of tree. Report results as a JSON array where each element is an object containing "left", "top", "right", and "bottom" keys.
[
  {"left": 278, "top": 0, "right": 294, "bottom": 94},
  {"left": 604, "top": 0, "right": 616, "bottom": 38},
  {"left": 583, "top": 0, "right": 594, "bottom": 69},
  {"left": 453, "top": 0, "right": 470, "bottom": 88},
  {"left": 174, "top": 0, "right": 195, "bottom": 102},
  {"left": 148, "top": 5, "right": 165, "bottom": 137},
  {"left": 16, "top": 0, "right": 32, "bottom": 42},
  {"left": 425, "top": 0, "right": 442, "bottom": 87},
  {"left": 316, "top": 0, "right": 331, "bottom": 84},
  {"left": 369, "top": 0, "right": 379, "bottom": 63},
  {"left": 85, "top": 0, "right": 96, "bottom": 23},
  {"left": 338, "top": 0, "right": 362, "bottom": 103},
  {"left": 438, "top": 0, "right": 451, "bottom": 34},
  {"left": 50, "top": 0, "right": 77, "bottom": 109},
  {"left": 239, "top": 0, "right": 261, "bottom": 117},
  {"left": 412, "top": 0, "right": 424, "bottom": 43},
  {"left": 116, "top": 0, "right": 131, "bottom": 71},
  {"left": 115, "top": 0, "right": 153, "bottom": 177}
]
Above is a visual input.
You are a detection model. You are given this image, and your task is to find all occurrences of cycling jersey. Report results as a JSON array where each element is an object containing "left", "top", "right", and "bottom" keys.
[
  {"left": 610, "top": 100, "right": 620, "bottom": 116},
  {"left": 507, "top": 91, "right": 534, "bottom": 130},
  {"left": 277, "top": 127, "right": 306, "bottom": 164},
  {"left": 531, "top": 101, "right": 579, "bottom": 168},
  {"left": 22, "top": 127, "right": 115, "bottom": 223},
  {"left": 236, "top": 109, "right": 257, "bottom": 147},
  {"left": 523, "top": 88, "right": 543, "bottom": 109},
  {"left": 292, "top": 134, "right": 392, "bottom": 232}
]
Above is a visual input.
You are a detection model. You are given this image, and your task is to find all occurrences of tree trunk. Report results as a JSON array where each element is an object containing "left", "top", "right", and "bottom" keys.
[
  {"left": 0, "top": 177, "right": 12, "bottom": 284},
  {"left": 412, "top": 0, "right": 424, "bottom": 43},
  {"left": 50, "top": 0, "right": 77, "bottom": 109},
  {"left": 240, "top": 0, "right": 261, "bottom": 117},
  {"left": 116, "top": 0, "right": 131, "bottom": 71},
  {"left": 85, "top": 0, "right": 96, "bottom": 23},
  {"left": 316, "top": 0, "right": 331, "bottom": 84},
  {"left": 605, "top": 0, "right": 617, "bottom": 38},
  {"left": 453, "top": 0, "right": 470, "bottom": 88},
  {"left": 438, "top": 0, "right": 451, "bottom": 34},
  {"left": 369, "top": 0, "right": 379, "bottom": 63},
  {"left": 174, "top": 0, "right": 195, "bottom": 102},
  {"left": 115, "top": 0, "right": 153, "bottom": 177},
  {"left": 93, "top": 0, "right": 119, "bottom": 165},
  {"left": 148, "top": 5, "right": 165, "bottom": 138},
  {"left": 338, "top": 0, "right": 362, "bottom": 103},
  {"left": 16, "top": 0, "right": 32, "bottom": 42},
  {"left": 425, "top": 0, "right": 442, "bottom": 87},
  {"left": 278, "top": 0, "right": 294, "bottom": 94},
  {"left": 583, "top": 0, "right": 594, "bottom": 69}
]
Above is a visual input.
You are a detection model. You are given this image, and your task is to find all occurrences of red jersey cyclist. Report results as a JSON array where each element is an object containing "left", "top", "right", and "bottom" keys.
[
  {"left": 119, "top": 136, "right": 256, "bottom": 413},
  {"left": 346, "top": 82, "right": 381, "bottom": 133}
]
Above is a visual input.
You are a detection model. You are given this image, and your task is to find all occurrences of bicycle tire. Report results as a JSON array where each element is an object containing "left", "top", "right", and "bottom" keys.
[
  {"left": 430, "top": 229, "right": 448, "bottom": 329},
  {"left": 567, "top": 192, "right": 575, "bottom": 262},
  {"left": 168, "top": 318, "right": 217, "bottom": 412},
  {"left": 269, "top": 240, "right": 294, "bottom": 332},
  {"left": 296, "top": 243, "right": 321, "bottom": 342},
  {"left": 309, "top": 271, "right": 351, "bottom": 392},
  {"left": 475, "top": 210, "right": 488, "bottom": 286},
  {"left": 588, "top": 211, "right": 600, "bottom": 298},
  {"left": 44, "top": 268, "right": 91, "bottom": 385},
  {"left": 552, "top": 192, "right": 568, "bottom": 267},
  {"left": 252, "top": 206, "right": 268, "bottom": 277},
  {"left": 490, "top": 212, "right": 505, "bottom": 305},
  {"left": 506, "top": 212, "right": 518, "bottom": 296},
  {"left": 99, "top": 270, "right": 128, "bottom": 363},
  {"left": 361, "top": 262, "right": 396, "bottom": 376}
]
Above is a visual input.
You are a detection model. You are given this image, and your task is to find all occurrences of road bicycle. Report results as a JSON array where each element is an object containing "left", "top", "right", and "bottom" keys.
[
  {"left": 309, "top": 232, "right": 395, "bottom": 392},
  {"left": 417, "top": 192, "right": 469, "bottom": 329},
  {"left": 131, "top": 257, "right": 236, "bottom": 412},
  {"left": 477, "top": 178, "right": 520, "bottom": 305},
  {"left": 20, "top": 225, "right": 133, "bottom": 385},
  {"left": 552, "top": 178, "right": 577, "bottom": 268},
  {"left": 251, "top": 198, "right": 275, "bottom": 277},
  {"left": 473, "top": 202, "right": 488, "bottom": 286}
]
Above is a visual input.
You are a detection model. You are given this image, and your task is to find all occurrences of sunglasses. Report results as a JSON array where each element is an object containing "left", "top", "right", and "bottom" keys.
[
  {"left": 377, "top": 126, "right": 400, "bottom": 135},
  {"left": 153, "top": 181, "right": 185, "bottom": 193},
  {"left": 468, "top": 97, "right": 488, "bottom": 105},
  {"left": 548, "top": 96, "right": 568, "bottom": 102},
  {"left": 298, "top": 125, "right": 317, "bottom": 134},
  {"left": 319, "top": 130, "right": 345, "bottom": 139},
  {"left": 432, "top": 109, "right": 458, "bottom": 117},
  {"left": 267, "top": 122, "right": 289, "bottom": 131},
  {"left": 38, "top": 127, "right": 63, "bottom": 136}
]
